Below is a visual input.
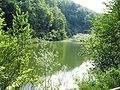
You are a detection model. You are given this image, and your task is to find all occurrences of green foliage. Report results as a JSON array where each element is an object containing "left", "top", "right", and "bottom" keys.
[
  {"left": 0, "top": 0, "right": 17, "bottom": 30},
  {"left": 84, "top": 0, "right": 120, "bottom": 71},
  {"left": 43, "top": 1, "right": 67, "bottom": 40},
  {"left": 20, "top": 0, "right": 53, "bottom": 37},
  {"left": 74, "top": 0, "right": 120, "bottom": 89},
  {"left": 58, "top": 0, "right": 98, "bottom": 36},
  {"left": 0, "top": 8, "right": 32, "bottom": 89},
  {"left": 27, "top": 42, "right": 61, "bottom": 89},
  {"left": 0, "top": 8, "right": 62, "bottom": 89},
  {"left": 1, "top": 0, "right": 98, "bottom": 41},
  {"left": 74, "top": 66, "right": 120, "bottom": 90},
  {"left": 0, "top": 9, "right": 5, "bottom": 29},
  {"left": 72, "top": 33, "right": 91, "bottom": 42},
  {"left": 31, "top": 43, "right": 59, "bottom": 76},
  {"left": 1, "top": 0, "right": 67, "bottom": 41},
  {"left": 17, "top": 0, "right": 67, "bottom": 40}
]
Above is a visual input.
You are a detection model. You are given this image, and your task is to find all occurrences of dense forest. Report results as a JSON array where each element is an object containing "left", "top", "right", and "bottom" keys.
[
  {"left": 1, "top": 0, "right": 98, "bottom": 40},
  {"left": 58, "top": 0, "right": 98, "bottom": 36},
  {"left": 0, "top": 0, "right": 120, "bottom": 89}
]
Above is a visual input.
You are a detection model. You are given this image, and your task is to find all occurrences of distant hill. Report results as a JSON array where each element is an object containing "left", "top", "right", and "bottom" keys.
[{"left": 57, "top": 0, "right": 98, "bottom": 36}]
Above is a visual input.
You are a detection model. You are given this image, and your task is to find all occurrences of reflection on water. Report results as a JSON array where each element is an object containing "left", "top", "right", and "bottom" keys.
[
  {"left": 23, "top": 61, "right": 93, "bottom": 90},
  {"left": 31, "top": 41, "right": 86, "bottom": 71},
  {"left": 27, "top": 41, "right": 91, "bottom": 89},
  {"left": 48, "top": 61, "right": 93, "bottom": 90}
]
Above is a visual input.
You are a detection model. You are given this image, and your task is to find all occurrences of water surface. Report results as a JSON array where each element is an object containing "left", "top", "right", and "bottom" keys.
[
  {"left": 28, "top": 41, "right": 91, "bottom": 89},
  {"left": 31, "top": 41, "right": 86, "bottom": 71}
]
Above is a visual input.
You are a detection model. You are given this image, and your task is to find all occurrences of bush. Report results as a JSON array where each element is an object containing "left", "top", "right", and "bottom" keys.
[
  {"left": 0, "top": 8, "right": 32, "bottom": 89},
  {"left": 83, "top": 0, "right": 120, "bottom": 71},
  {"left": 74, "top": 66, "right": 120, "bottom": 90},
  {"left": 74, "top": 0, "right": 120, "bottom": 89}
]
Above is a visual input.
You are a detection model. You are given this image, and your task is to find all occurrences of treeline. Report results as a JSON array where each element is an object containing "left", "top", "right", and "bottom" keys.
[
  {"left": 1, "top": 0, "right": 98, "bottom": 41},
  {"left": 1, "top": 0, "right": 67, "bottom": 41},
  {"left": 58, "top": 0, "right": 98, "bottom": 36}
]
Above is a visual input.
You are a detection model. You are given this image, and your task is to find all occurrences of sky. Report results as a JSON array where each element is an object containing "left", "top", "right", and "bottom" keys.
[{"left": 71, "top": 0, "right": 111, "bottom": 13}]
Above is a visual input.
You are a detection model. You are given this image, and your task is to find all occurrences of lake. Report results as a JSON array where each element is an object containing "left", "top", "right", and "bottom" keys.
[{"left": 25, "top": 41, "right": 92, "bottom": 90}]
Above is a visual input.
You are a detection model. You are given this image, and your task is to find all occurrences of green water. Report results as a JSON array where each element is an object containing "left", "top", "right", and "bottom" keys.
[
  {"left": 30, "top": 41, "right": 86, "bottom": 73},
  {"left": 23, "top": 41, "right": 89, "bottom": 89}
]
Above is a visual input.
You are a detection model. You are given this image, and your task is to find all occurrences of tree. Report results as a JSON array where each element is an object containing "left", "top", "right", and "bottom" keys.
[
  {"left": 58, "top": 0, "right": 98, "bottom": 36},
  {"left": 46, "top": 2, "right": 67, "bottom": 40},
  {"left": 18, "top": 0, "right": 67, "bottom": 40},
  {"left": 14, "top": 0, "right": 52, "bottom": 38},
  {"left": 1, "top": 0, "right": 67, "bottom": 40},
  {"left": 0, "top": 8, "right": 32, "bottom": 89},
  {"left": 0, "top": 0, "right": 16, "bottom": 30},
  {"left": 85, "top": 0, "right": 120, "bottom": 70}
]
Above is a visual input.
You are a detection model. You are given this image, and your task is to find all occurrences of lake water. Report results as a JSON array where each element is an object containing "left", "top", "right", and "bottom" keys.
[{"left": 26, "top": 41, "right": 92, "bottom": 90}]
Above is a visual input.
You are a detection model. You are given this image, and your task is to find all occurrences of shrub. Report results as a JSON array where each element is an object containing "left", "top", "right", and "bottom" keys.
[
  {"left": 0, "top": 8, "right": 32, "bottom": 89},
  {"left": 74, "top": 66, "right": 120, "bottom": 90}
]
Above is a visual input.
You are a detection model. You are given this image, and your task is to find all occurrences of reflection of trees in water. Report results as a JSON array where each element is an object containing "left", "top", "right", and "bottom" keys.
[
  {"left": 30, "top": 42, "right": 62, "bottom": 75},
  {"left": 31, "top": 42, "right": 86, "bottom": 74},
  {"left": 62, "top": 43, "right": 85, "bottom": 70},
  {"left": 48, "top": 42, "right": 86, "bottom": 70},
  {"left": 47, "top": 42, "right": 66, "bottom": 63}
]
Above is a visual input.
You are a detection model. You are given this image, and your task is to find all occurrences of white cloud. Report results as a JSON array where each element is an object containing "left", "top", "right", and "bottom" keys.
[{"left": 72, "top": 0, "right": 111, "bottom": 13}]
